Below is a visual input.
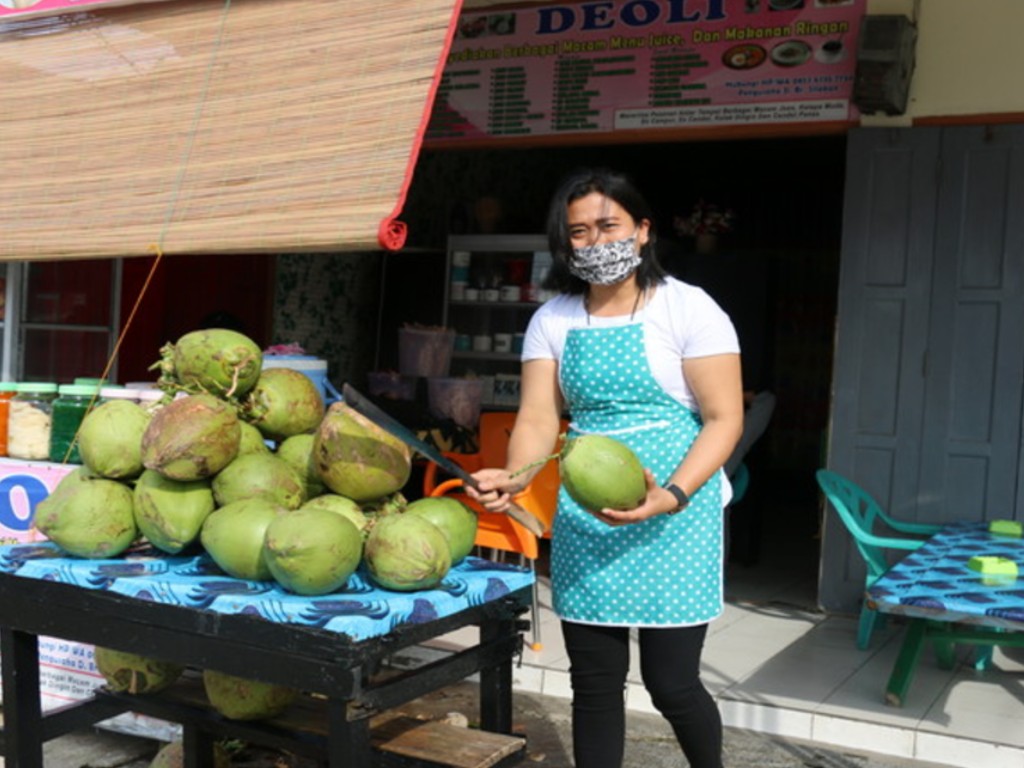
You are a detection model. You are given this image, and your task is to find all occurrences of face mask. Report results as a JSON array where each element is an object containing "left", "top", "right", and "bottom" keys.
[{"left": 568, "top": 232, "right": 642, "bottom": 285}]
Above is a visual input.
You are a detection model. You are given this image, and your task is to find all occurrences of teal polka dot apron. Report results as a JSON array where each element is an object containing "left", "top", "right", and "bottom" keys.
[{"left": 551, "top": 319, "right": 723, "bottom": 626}]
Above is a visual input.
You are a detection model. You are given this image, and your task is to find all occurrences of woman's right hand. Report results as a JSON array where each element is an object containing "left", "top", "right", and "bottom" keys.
[{"left": 466, "top": 468, "right": 518, "bottom": 514}]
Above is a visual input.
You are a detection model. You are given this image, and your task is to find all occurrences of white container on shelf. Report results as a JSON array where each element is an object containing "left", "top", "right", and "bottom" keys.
[{"left": 493, "top": 333, "right": 513, "bottom": 353}]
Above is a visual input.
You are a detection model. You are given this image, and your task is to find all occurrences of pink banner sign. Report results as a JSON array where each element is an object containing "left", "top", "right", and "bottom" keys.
[
  {"left": 0, "top": 0, "right": 168, "bottom": 19},
  {"left": 427, "top": 0, "right": 865, "bottom": 142},
  {"left": 0, "top": 459, "right": 74, "bottom": 545}
]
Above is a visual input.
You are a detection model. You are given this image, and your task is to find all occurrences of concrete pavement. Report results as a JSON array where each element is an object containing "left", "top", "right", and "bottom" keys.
[{"left": 26, "top": 681, "right": 948, "bottom": 768}]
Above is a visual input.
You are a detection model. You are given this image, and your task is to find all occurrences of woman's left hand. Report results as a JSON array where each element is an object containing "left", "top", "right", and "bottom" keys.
[{"left": 591, "top": 469, "right": 678, "bottom": 526}]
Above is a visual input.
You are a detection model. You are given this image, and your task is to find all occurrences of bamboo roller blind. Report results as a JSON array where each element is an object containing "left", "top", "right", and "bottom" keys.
[{"left": 0, "top": 0, "right": 462, "bottom": 260}]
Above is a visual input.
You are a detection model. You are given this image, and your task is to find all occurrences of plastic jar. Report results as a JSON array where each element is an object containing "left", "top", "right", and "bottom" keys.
[
  {"left": 8, "top": 382, "right": 58, "bottom": 461},
  {"left": 0, "top": 382, "right": 18, "bottom": 457},
  {"left": 99, "top": 386, "right": 140, "bottom": 404},
  {"left": 49, "top": 384, "right": 100, "bottom": 464}
]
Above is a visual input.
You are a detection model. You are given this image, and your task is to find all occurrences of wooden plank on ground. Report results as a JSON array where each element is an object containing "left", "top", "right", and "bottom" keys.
[{"left": 371, "top": 716, "right": 525, "bottom": 768}]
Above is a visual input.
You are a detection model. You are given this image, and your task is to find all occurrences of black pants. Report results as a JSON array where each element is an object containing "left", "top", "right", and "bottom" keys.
[{"left": 562, "top": 620, "right": 722, "bottom": 768}]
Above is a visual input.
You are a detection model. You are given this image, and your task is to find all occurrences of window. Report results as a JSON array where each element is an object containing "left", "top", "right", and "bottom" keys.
[{"left": 1, "top": 260, "right": 120, "bottom": 383}]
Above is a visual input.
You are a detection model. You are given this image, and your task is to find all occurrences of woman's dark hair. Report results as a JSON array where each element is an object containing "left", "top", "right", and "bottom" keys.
[{"left": 543, "top": 167, "right": 666, "bottom": 294}]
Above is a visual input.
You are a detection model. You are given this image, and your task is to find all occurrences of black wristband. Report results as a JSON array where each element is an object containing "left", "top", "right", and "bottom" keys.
[{"left": 663, "top": 483, "right": 690, "bottom": 515}]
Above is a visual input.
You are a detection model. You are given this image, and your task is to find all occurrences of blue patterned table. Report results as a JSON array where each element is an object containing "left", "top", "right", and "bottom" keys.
[
  {"left": 866, "top": 521, "right": 1024, "bottom": 706},
  {"left": 0, "top": 543, "right": 534, "bottom": 768}
]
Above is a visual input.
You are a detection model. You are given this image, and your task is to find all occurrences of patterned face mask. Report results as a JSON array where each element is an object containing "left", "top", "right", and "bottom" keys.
[{"left": 568, "top": 232, "right": 642, "bottom": 285}]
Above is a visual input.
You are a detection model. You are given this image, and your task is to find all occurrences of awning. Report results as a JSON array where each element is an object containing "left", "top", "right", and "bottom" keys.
[{"left": 0, "top": 0, "right": 463, "bottom": 259}]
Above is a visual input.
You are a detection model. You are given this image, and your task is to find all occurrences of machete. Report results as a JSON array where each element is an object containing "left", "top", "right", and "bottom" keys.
[{"left": 342, "top": 383, "right": 547, "bottom": 536}]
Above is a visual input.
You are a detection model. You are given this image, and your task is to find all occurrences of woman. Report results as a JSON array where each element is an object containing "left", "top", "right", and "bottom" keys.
[{"left": 466, "top": 168, "right": 743, "bottom": 768}]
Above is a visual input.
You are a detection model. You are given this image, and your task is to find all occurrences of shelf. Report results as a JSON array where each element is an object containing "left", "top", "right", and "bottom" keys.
[
  {"left": 449, "top": 300, "right": 537, "bottom": 309},
  {"left": 448, "top": 234, "right": 549, "bottom": 253},
  {"left": 444, "top": 234, "right": 547, "bottom": 381},
  {"left": 453, "top": 351, "right": 520, "bottom": 362}
]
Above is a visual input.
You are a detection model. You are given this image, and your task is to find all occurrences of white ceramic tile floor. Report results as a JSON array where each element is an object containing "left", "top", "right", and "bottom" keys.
[{"left": 414, "top": 533, "right": 1024, "bottom": 768}]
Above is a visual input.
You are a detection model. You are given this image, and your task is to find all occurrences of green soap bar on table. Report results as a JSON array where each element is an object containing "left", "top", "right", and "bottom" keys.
[
  {"left": 967, "top": 556, "right": 1018, "bottom": 581},
  {"left": 989, "top": 519, "right": 1023, "bottom": 538}
]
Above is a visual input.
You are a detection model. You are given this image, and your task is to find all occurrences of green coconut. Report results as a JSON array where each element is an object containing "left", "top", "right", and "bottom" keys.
[
  {"left": 314, "top": 403, "right": 411, "bottom": 502},
  {"left": 237, "top": 421, "right": 272, "bottom": 456},
  {"left": 560, "top": 434, "right": 647, "bottom": 512},
  {"left": 154, "top": 328, "right": 263, "bottom": 399},
  {"left": 263, "top": 508, "right": 363, "bottom": 595},
  {"left": 200, "top": 498, "right": 284, "bottom": 581},
  {"left": 364, "top": 513, "right": 451, "bottom": 592},
  {"left": 212, "top": 453, "right": 305, "bottom": 510},
  {"left": 276, "top": 433, "right": 325, "bottom": 499},
  {"left": 149, "top": 740, "right": 231, "bottom": 768},
  {"left": 44, "top": 466, "right": 97, "bottom": 504},
  {"left": 300, "top": 493, "right": 368, "bottom": 533},
  {"left": 202, "top": 669, "right": 299, "bottom": 721},
  {"left": 141, "top": 394, "right": 241, "bottom": 481},
  {"left": 133, "top": 470, "right": 215, "bottom": 554},
  {"left": 34, "top": 475, "right": 137, "bottom": 559},
  {"left": 404, "top": 496, "right": 478, "bottom": 564},
  {"left": 93, "top": 646, "right": 183, "bottom": 695},
  {"left": 77, "top": 400, "right": 151, "bottom": 479},
  {"left": 243, "top": 367, "right": 325, "bottom": 442}
]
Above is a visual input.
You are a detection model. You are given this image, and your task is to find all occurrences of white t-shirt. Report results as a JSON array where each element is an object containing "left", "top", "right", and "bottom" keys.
[{"left": 522, "top": 277, "right": 740, "bottom": 411}]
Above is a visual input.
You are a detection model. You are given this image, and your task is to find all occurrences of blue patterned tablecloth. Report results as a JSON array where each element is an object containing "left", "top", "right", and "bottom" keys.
[
  {"left": 867, "top": 522, "right": 1024, "bottom": 630},
  {"left": 0, "top": 543, "right": 534, "bottom": 642}
]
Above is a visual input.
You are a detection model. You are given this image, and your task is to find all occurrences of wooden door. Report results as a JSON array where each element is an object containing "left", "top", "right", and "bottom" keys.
[
  {"left": 916, "top": 126, "right": 1024, "bottom": 524},
  {"left": 821, "top": 128, "right": 941, "bottom": 612}
]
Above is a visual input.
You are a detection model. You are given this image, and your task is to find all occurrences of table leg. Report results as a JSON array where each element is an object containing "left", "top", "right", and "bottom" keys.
[
  {"left": 885, "top": 618, "right": 927, "bottom": 707},
  {"left": 479, "top": 618, "right": 514, "bottom": 734},
  {"left": 0, "top": 628, "right": 44, "bottom": 768},
  {"left": 931, "top": 620, "right": 956, "bottom": 670},
  {"left": 326, "top": 697, "right": 370, "bottom": 768},
  {"left": 182, "top": 722, "right": 217, "bottom": 768}
]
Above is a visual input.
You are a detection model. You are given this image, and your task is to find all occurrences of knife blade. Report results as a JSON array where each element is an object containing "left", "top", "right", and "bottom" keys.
[{"left": 341, "top": 384, "right": 547, "bottom": 536}]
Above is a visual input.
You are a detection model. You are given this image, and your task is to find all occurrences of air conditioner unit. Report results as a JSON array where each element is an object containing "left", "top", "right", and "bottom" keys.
[{"left": 852, "top": 15, "right": 917, "bottom": 116}]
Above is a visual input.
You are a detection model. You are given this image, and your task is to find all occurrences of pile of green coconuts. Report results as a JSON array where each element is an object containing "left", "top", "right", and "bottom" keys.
[{"left": 33, "top": 328, "right": 481, "bottom": 727}]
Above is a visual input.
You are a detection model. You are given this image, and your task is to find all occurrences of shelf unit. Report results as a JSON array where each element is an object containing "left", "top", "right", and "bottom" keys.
[{"left": 443, "top": 234, "right": 550, "bottom": 408}]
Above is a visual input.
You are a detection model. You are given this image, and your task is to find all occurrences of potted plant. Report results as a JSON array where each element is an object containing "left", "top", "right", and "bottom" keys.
[{"left": 673, "top": 200, "right": 736, "bottom": 254}]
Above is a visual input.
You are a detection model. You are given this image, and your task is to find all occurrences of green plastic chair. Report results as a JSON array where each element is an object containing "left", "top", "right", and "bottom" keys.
[{"left": 815, "top": 469, "right": 941, "bottom": 650}]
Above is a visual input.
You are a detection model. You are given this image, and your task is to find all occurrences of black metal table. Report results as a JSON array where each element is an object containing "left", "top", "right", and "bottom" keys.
[{"left": 0, "top": 549, "right": 531, "bottom": 768}]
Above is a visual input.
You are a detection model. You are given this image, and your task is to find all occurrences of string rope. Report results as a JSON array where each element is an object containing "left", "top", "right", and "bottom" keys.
[{"left": 62, "top": 246, "right": 166, "bottom": 465}]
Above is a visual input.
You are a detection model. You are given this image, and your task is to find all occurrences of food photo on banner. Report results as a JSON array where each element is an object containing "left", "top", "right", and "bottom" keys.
[{"left": 426, "top": 0, "right": 865, "bottom": 143}]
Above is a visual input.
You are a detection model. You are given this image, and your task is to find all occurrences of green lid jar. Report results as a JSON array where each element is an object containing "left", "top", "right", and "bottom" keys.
[
  {"left": 8, "top": 382, "right": 59, "bottom": 461},
  {"left": 49, "top": 384, "right": 99, "bottom": 465}
]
